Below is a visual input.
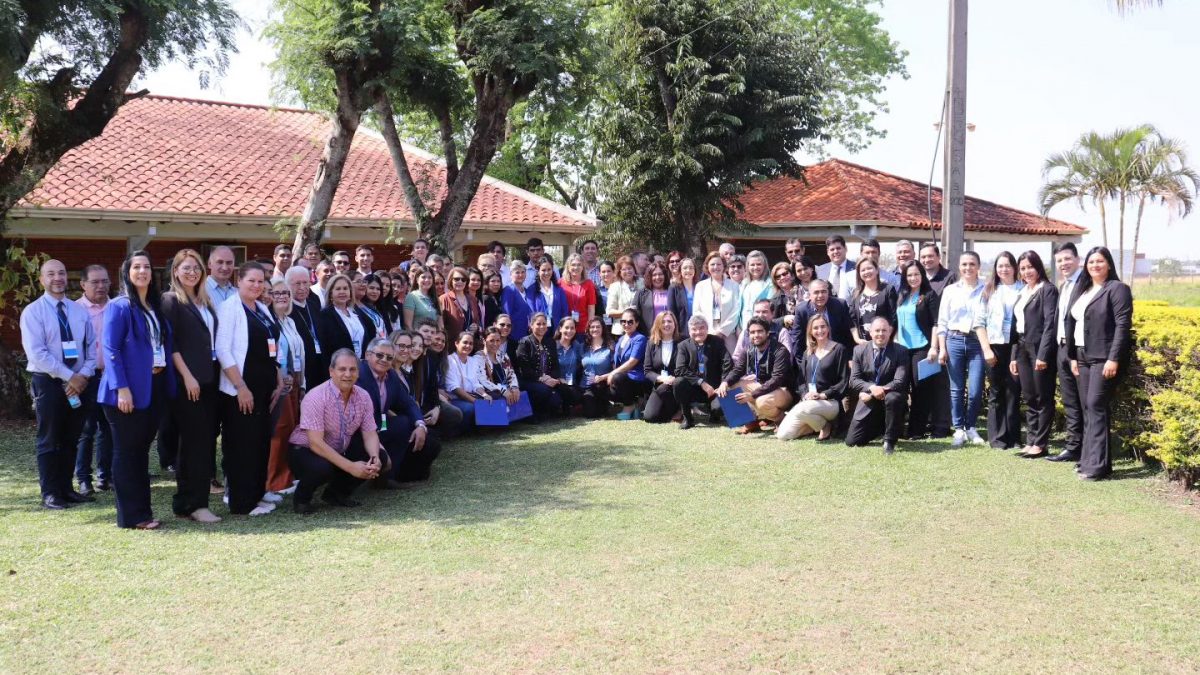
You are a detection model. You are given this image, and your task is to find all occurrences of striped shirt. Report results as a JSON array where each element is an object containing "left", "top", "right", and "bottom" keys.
[{"left": 288, "top": 379, "right": 377, "bottom": 453}]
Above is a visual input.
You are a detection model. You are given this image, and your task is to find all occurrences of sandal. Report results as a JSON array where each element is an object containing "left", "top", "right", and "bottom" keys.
[{"left": 817, "top": 422, "right": 834, "bottom": 441}]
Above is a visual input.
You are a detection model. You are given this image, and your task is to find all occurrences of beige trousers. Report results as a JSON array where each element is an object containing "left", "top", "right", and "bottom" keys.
[{"left": 776, "top": 398, "right": 840, "bottom": 440}]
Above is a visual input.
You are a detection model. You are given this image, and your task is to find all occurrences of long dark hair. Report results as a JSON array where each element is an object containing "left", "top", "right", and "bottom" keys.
[
  {"left": 852, "top": 257, "right": 881, "bottom": 298},
  {"left": 1076, "top": 246, "right": 1121, "bottom": 293},
  {"left": 119, "top": 250, "right": 162, "bottom": 313},
  {"left": 1016, "top": 250, "right": 1050, "bottom": 287},
  {"left": 983, "top": 251, "right": 1018, "bottom": 301},
  {"left": 896, "top": 260, "right": 931, "bottom": 304}
]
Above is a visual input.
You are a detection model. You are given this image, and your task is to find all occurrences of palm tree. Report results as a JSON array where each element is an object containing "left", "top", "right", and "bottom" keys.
[
  {"left": 1130, "top": 134, "right": 1199, "bottom": 277},
  {"left": 1112, "top": 0, "right": 1164, "bottom": 12},
  {"left": 1039, "top": 131, "right": 1122, "bottom": 249}
]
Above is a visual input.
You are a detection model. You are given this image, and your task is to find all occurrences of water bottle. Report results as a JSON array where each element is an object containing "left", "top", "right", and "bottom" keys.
[{"left": 65, "top": 385, "right": 81, "bottom": 409}]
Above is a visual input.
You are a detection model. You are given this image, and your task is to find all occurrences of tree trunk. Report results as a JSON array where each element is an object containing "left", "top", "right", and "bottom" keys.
[
  {"left": 376, "top": 92, "right": 434, "bottom": 244},
  {"left": 1132, "top": 195, "right": 1146, "bottom": 282},
  {"left": 1098, "top": 199, "right": 1108, "bottom": 249},
  {"left": 1117, "top": 189, "right": 1127, "bottom": 277},
  {"left": 0, "top": 341, "right": 32, "bottom": 419},
  {"left": 292, "top": 67, "right": 365, "bottom": 254}
]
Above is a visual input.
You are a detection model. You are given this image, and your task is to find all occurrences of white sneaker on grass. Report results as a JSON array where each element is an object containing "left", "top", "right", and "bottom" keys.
[
  {"left": 249, "top": 504, "right": 273, "bottom": 516},
  {"left": 261, "top": 492, "right": 284, "bottom": 504},
  {"left": 951, "top": 429, "right": 967, "bottom": 447},
  {"left": 966, "top": 428, "right": 986, "bottom": 445},
  {"left": 278, "top": 481, "right": 298, "bottom": 496}
]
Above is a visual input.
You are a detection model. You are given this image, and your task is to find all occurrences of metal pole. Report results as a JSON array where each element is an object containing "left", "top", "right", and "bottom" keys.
[{"left": 941, "top": 0, "right": 967, "bottom": 266}]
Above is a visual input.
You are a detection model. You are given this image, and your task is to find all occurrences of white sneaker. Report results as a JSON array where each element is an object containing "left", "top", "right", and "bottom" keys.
[
  {"left": 255, "top": 500, "right": 276, "bottom": 512},
  {"left": 966, "top": 428, "right": 986, "bottom": 445},
  {"left": 222, "top": 494, "right": 229, "bottom": 506},
  {"left": 278, "top": 481, "right": 298, "bottom": 496},
  {"left": 261, "top": 492, "right": 284, "bottom": 504},
  {"left": 249, "top": 505, "right": 273, "bottom": 516},
  {"left": 951, "top": 429, "right": 967, "bottom": 447}
]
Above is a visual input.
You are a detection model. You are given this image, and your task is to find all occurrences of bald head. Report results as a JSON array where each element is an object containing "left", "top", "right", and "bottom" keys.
[
  {"left": 39, "top": 259, "right": 68, "bottom": 298},
  {"left": 208, "top": 246, "right": 235, "bottom": 284}
]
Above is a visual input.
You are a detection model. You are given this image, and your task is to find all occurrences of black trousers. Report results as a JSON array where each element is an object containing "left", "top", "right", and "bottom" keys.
[
  {"left": 985, "top": 342, "right": 1022, "bottom": 448},
  {"left": 31, "top": 372, "right": 92, "bottom": 499},
  {"left": 1014, "top": 337, "right": 1057, "bottom": 449},
  {"left": 104, "top": 373, "right": 166, "bottom": 528},
  {"left": 1077, "top": 357, "right": 1118, "bottom": 477},
  {"left": 220, "top": 392, "right": 273, "bottom": 514},
  {"left": 171, "top": 377, "right": 218, "bottom": 515},
  {"left": 845, "top": 390, "right": 906, "bottom": 446},
  {"left": 904, "top": 345, "right": 937, "bottom": 438},
  {"left": 157, "top": 401, "right": 179, "bottom": 470},
  {"left": 926, "top": 365, "right": 952, "bottom": 437},
  {"left": 1056, "top": 339, "right": 1084, "bottom": 456},
  {"left": 74, "top": 377, "right": 112, "bottom": 484},
  {"left": 518, "top": 379, "right": 564, "bottom": 421},
  {"left": 642, "top": 381, "right": 681, "bottom": 423},
  {"left": 580, "top": 382, "right": 611, "bottom": 418},
  {"left": 378, "top": 413, "right": 442, "bottom": 482},
  {"left": 288, "top": 433, "right": 388, "bottom": 504},
  {"left": 610, "top": 371, "right": 649, "bottom": 406},
  {"left": 673, "top": 378, "right": 719, "bottom": 422}
]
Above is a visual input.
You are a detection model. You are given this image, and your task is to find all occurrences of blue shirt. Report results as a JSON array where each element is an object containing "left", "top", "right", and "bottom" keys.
[
  {"left": 556, "top": 340, "right": 583, "bottom": 385},
  {"left": 613, "top": 333, "right": 648, "bottom": 382},
  {"left": 20, "top": 293, "right": 98, "bottom": 380},
  {"left": 936, "top": 280, "right": 985, "bottom": 335},
  {"left": 973, "top": 282, "right": 1024, "bottom": 345},
  {"left": 581, "top": 345, "right": 613, "bottom": 384},
  {"left": 206, "top": 277, "right": 237, "bottom": 305},
  {"left": 895, "top": 294, "right": 928, "bottom": 350}
]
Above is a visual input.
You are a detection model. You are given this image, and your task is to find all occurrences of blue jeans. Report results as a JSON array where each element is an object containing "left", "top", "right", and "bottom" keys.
[
  {"left": 450, "top": 399, "right": 477, "bottom": 432},
  {"left": 75, "top": 378, "right": 112, "bottom": 483},
  {"left": 946, "top": 332, "right": 985, "bottom": 430}
]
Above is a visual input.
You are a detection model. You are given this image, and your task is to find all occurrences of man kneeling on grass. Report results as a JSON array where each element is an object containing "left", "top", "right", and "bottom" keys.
[{"left": 287, "top": 349, "right": 388, "bottom": 515}]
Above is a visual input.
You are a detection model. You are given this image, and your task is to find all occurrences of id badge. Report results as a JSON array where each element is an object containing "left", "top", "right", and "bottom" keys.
[
  {"left": 267, "top": 338, "right": 278, "bottom": 358},
  {"left": 571, "top": 310, "right": 580, "bottom": 322},
  {"left": 564, "top": 373, "right": 574, "bottom": 386},
  {"left": 380, "top": 414, "right": 388, "bottom": 432},
  {"left": 211, "top": 348, "right": 218, "bottom": 361},
  {"left": 152, "top": 344, "right": 167, "bottom": 368},
  {"left": 61, "top": 340, "right": 79, "bottom": 360},
  {"left": 808, "top": 383, "right": 817, "bottom": 395},
  {"left": 377, "top": 328, "right": 386, "bottom": 339},
  {"left": 292, "top": 352, "right": 303, "bottom": 373},
  {"left": 313, "top": 337, "right": 322, "bottom": 355},
  {"left": 698, "top": 361, "right": 706, "bottom": 376}
]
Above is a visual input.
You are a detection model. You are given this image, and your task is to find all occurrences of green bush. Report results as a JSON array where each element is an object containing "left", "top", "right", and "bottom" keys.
[{"left": 1117, "top": 301, "right": 1200, "bottom": 488}]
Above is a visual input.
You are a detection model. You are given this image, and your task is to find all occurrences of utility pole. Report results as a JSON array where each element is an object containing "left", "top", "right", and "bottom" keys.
[{"left": 941, "top": 0, "right": 967, "bottom": 267}]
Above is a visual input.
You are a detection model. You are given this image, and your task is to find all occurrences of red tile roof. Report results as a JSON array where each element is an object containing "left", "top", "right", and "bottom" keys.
[
  {"left": 15, "top": 95, "right": 594, "bottom": 231},
  {"left": 737, "top": 158, "right": 1086, "bottom": 237}
]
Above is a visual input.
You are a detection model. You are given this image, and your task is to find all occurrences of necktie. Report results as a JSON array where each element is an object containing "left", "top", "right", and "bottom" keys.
[
  {"left": 830, "top": 265, "right": 841, "bottom": 294},
  {"left": 873, "top": 347, "right": 885, "bottom": 384},
  {"left": 57, "top": 301, "right": 76, "bottom": 366}
]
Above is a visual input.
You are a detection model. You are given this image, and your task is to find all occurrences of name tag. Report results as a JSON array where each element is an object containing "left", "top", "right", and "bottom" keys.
[
  {"left": 62, "top": 340, "right": 79, "bottom": 360},
  {"left": 571, "top": 310, "right": 580, "bottom": 321},
  {"left": 267, "top": 338, "right": 278, "bottom": 358},
  {"left": 380, "top": 414, "right": 388, "bottom": 432},
  {"left": 808, "top": 383, "right": 817, "bottom": 395},
  {"left": 292, "top": 351, "right": 303, "bottom": 373},
  {"left": 211, "top": 348, "right": 218, "bottom": 361},
  {"left": 698, "top": 361, "right": 706, "bottom": 376},
  {"left": 563, "top": 372, "right": 574, "bottom": 386},
  {"left": 152, "top": 344, "right": 167, "bottom": 368},
  {"left": 312, "top": 336, "right": 322, "bottom": 355}
]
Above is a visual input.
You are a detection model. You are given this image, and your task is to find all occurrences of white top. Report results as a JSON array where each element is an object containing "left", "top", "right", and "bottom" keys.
[
  {"left": 936, "top": 279, "right": 985, "bottom": 335},
  {"left": 606, "top": 281, "right": 638, "bottom": 336},
  {"left": 445, "top": 352, "right": 486, "bottom": 397},
  {"left": 972, "top": 282, "right": 1023, "bottom": 345},
  {"left": 277, "top": 314, "right": 305, "bottom": 376},
  {"left": 310, "top": 284, "right": 327, "bottom": 307},
  {"left": 1071, "top": 285, "right": 1102, "bottom": 348},
  {"left": 659, "top": 339, "right": 675, "bottom": 380},
  {"left": 1056, "top": 269, "right": 1082, "bottom": 342},
  {"left": 1013, "top": 282, "right": 1042, "bottom": 335},
  {"left": 335, "top": 306, "right": 366, "bottom": 356},
  {"left": 692, "top": 277, "right": 741, "bottom": 337},
  {"left": 216, "top": 297, "right": 274, "bottom": 397}
]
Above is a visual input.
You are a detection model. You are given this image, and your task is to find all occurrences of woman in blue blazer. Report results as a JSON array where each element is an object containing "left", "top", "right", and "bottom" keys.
[
  {"left": 100, "top": 251, "right": 176, "bottom": 530},
  {"left": 525, "top": 257, "right": 570, "bottom": 330}
]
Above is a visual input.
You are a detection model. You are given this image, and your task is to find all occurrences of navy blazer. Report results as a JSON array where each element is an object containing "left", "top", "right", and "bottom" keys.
[
  {"left": 525, "top": 283, "right": 570, "bottom": 330},
  {"left": 789, "top": 297, "right": 856, "bottom": 351},
  {"left": 356, "top": 360, "right": 423, "bottom": 426},
  {"left": 99, "top": 296, "right": 177, "bottom": 409},
  {"left": 501, "top": 285, "right": 533, "bottom": 340}
]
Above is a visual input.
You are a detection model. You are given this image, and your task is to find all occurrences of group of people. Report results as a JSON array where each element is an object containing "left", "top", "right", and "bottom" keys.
[{"left": 21, "top": 234, "right": 1134, "bottom": 529}]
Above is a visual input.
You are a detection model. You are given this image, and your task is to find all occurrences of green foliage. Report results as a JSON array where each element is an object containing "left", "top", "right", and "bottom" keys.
[
  {"left": 1118, "top": 301, "right": 1200, "bottom": 488},
  {"left": 0, "top": 240, "right": 48, "bottom": 324},
  {"left": 598, "top": 0, "right": 830, "bottom": 253}
]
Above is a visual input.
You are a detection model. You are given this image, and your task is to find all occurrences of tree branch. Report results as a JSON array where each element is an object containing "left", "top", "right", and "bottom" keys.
[{"left": 376, "top": 90, "right": 432, "bottom": 232}]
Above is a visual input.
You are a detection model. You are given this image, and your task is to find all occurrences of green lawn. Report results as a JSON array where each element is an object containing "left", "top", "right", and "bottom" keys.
[
  {"left": 2, "top": 420, "right": 1199, "bottom": 672},
  {"left": 1133, "top": 278, "right": 1200, "bottom": 307}
]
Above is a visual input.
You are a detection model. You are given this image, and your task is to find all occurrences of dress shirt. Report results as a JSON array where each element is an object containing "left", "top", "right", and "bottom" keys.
[
  {"left": 1013, "top": 282, "right": 1042, "bottom": 335},
  {"left": 374, "top": 372, "right": 389, "bottom": 411},
  {"left": 76, "top": 295, "right": 108, "bottom": 370},
  {"left": 1071, "top": 285, "right": 1102, "bottom": 348},
  {"left": 310, "top": 284, "right": 328, "bottom": 307},
  {"left": 936, "top": 280, "right": 985, "bottom": 335},
  {"left": 1056, "top": 269, "right": 1083, "bottom": 342},
  {"left": 335, "top": 306, "right": 367, "bottom": 355},
  {"left": 973, "top": 282, "right": 1024, "bottom": 345},
  {"left": 444, "top": 353, "right": 486, "bottom": 395},
  {"left": 205, "top": 277, "right": 237, "bottom": 305},
  {"left": 288, "top": 380, "right": 377, "bottom": 451},
  {"left": 21, "top": 293, "right": 97, "bottom": 380},
  {"left": 605, "top": 281, "right": 638, "bottom": 336}
]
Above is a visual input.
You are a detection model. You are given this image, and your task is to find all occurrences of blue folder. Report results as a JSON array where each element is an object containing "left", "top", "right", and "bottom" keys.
[
  {"left": 508, "top": 391, "right": 534, "bottom": 422},
  {"left": 917, "top": 359, "right": 942, "bottom": 382},
  {"left": 475, "top": 399, "right": 510, "bottom": 427},
  {"left": 719, "top": 387, "right": 758, "bottom": 428}
]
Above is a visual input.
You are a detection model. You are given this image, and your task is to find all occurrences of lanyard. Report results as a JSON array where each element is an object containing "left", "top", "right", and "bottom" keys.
[
  {"left": 54, "top": 300, "right": 75, "bottom": 341},
  {"left": 337, "top": 394, "right": 352, "bottom": 453},
  {"left": 751, "top": 347, "right": 766, "bottom": 380},
  {"left": 809, "top": 354, "right": 819, "bottom": 389},
  {"left": 143, "top": 306, "right": 162, "bottom": 347}
]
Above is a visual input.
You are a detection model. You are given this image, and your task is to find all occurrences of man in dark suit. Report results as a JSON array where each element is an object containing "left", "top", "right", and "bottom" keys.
[
  {"left": 675, "top": 315, "right": 734, "bottom": 429},
  {"left": 789, "top": 279, "right": 855, "bottom": 351},
  {"left": 357, "top": 338, "right": 440, "bottom": 485},
  {"left": 918, "top": 242, "right": 955, "bottom": 437},
  {"left": 287, "top": 266, "right": 328, "bottom": 388},
  {"left": 1048, "top": 242, "right": 1085, "bottom": 464},
  {"left": 846, "top": 317, "right": 909, "bottom": 454}
]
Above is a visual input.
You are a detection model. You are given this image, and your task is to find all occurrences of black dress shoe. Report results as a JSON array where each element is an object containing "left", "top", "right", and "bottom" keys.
[
  {"left": 95, "top": 479, "right": 112, "bottom": 491},
  {"left": 1020, "top": 451, "right": 1048, "bottom": 459},
  {"left": 1045, "top": 452, "right": 1080, "bottom": 463},
  {"left": 883, "top": 441, "right": 896, "bottom": 455},
  {"left": 294, "top": 501, "right": 317, "bottom": 515},
  {"left": 77, "top": 480, "right": 95, "bottom": 497},
  {"left": 42, "top": 495, "right": 70, "bottom": 510},
  {"left": 679, "top": 417, "right": 695, "bottom": 430},
  {"left": 63, "top": 490, "right": 96, "bottom": 504},
  {"left": 321, "top": 493, "right": 362, "bottom": 508},
  {"left": 1079, "top": 471, "right": 1111, "bottom": 481}
]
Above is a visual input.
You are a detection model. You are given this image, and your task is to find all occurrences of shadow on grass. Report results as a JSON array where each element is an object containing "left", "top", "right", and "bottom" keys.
[{"left": 0, "top": 419, "right": 668, "bottom": 534}]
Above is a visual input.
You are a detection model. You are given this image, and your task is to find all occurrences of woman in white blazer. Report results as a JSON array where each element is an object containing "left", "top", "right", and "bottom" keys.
[
  {"left": 215, "top": 262, "right": 283, "bottom": 517},
  {"left": 692, "top": 251, "right": 742, "bottom": 354}
]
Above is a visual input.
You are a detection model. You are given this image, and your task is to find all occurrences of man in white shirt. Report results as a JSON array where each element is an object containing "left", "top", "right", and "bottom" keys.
[
  {"left": 271, "top": 244, "right": 292, "bottom": 283},
  {"left": 205, "top": 245, "right": 237, "bottom": 305},
  {"left": 310, "top": 260, "right": 334, "bottom": 306},
  {"left": 817, "top": 235, "right": 855, "bottom": 300},
  {"left": 1047, "top": 242, "right": 1084, "bottom": 464}
]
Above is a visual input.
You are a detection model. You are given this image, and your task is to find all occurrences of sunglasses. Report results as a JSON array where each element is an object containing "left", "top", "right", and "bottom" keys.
[
  {"left": 619, "top": 319, "right": 635, "bottom": 325},
  {"left": 452, "top": 278, "right": 466, "bottom": 283},
  {"left": 497, "top": 323, "right": 512, "bottom": 328},
  {"left": 774, "top": 272, "right": 790, "bottom": 279},
  {"left": 370, "top": 351, "right": 394, "bottom": 362}
]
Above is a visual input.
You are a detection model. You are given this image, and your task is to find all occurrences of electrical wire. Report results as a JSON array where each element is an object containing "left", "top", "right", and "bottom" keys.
[{"left": 928, "top": 88, "right": 950, "bottom": 238}]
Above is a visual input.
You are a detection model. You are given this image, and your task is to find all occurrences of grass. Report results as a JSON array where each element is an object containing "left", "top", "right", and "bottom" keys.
[
  {"left": 1133, "top": 277, "right": 1200, "bottom": 307},
  {"left": 2, "top": 420, "right": 1199, "bottom": 672}
]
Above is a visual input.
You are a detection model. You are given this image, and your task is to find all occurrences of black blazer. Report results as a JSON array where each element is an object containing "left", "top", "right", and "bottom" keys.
[
  {"left": 161, "top": 291, "right": 219, "bottom": 386},
  {"left": 356, "top": 360, "right": 423, "bottom": 426},
  {"left": 676, "top": 335, "right": 732, "bottom": 389},
  {"left": 849, "top": 342, "right": 908, "bottom": 395},
  {"left": 896, "top": 290, "right": 939, "bottom": 343},
  {"left": 848, "top": 284, "right": 899, "bottom": 340},
  {"left": 514, "top": 334, "right": 557, "bottom": 381},
  {"left": 316, "top": 304, "right": 376, "bottom": 360},
  {"left": 290, "top": 297, "right": 328, "bottom": 387},
  {"left": 1065, "top": 280, "right": 1134, "bottom": 363},
  {"left": 643, "top": 340, "right": 681, "bottom": 383},
  {"left": 790, "top": 297, "right": 856, "bottom": 351},
  {"left": 635, "top": 287, "right": 687, "bottom": 337},
  {"left": 793, "top": 342, "right": 849, "bottom": 400},
  {"left": 1013, "top": 283, "right": 1059, "bottom": 365},
  {"left": 724, "top": 337, "right": 792, "bottom": 396}
]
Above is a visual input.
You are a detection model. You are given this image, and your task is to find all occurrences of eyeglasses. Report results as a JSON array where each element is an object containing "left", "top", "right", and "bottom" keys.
[
  {"left": 268, "top": 291, "right": 291, "bottom": 297},
  {"left": 394, "top": 343, "right": 411, "bottom": 350},
  {"left": 619, "top": 319, "right": 635, "bottom": 325},
  {"left": 497, "top": 323, "right": 512, "bottom": 328},
  {"left": 370, "top": 351, "right": 394, "bottom": 362}
]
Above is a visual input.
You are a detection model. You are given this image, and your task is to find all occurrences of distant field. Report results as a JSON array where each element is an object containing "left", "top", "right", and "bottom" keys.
[{"left": 1133, "top": 277, "right": 1200, "bottom": 307}]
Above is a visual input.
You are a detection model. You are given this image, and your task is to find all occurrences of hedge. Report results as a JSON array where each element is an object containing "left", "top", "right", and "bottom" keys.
[{"left": 1115, "top": 300, "right": 1200, "bottom": 488}]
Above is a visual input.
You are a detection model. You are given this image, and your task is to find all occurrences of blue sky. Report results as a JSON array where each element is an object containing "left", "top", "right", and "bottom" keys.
[{"left": 137, "top": 0, "right": 1199, "bottom": 258}]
